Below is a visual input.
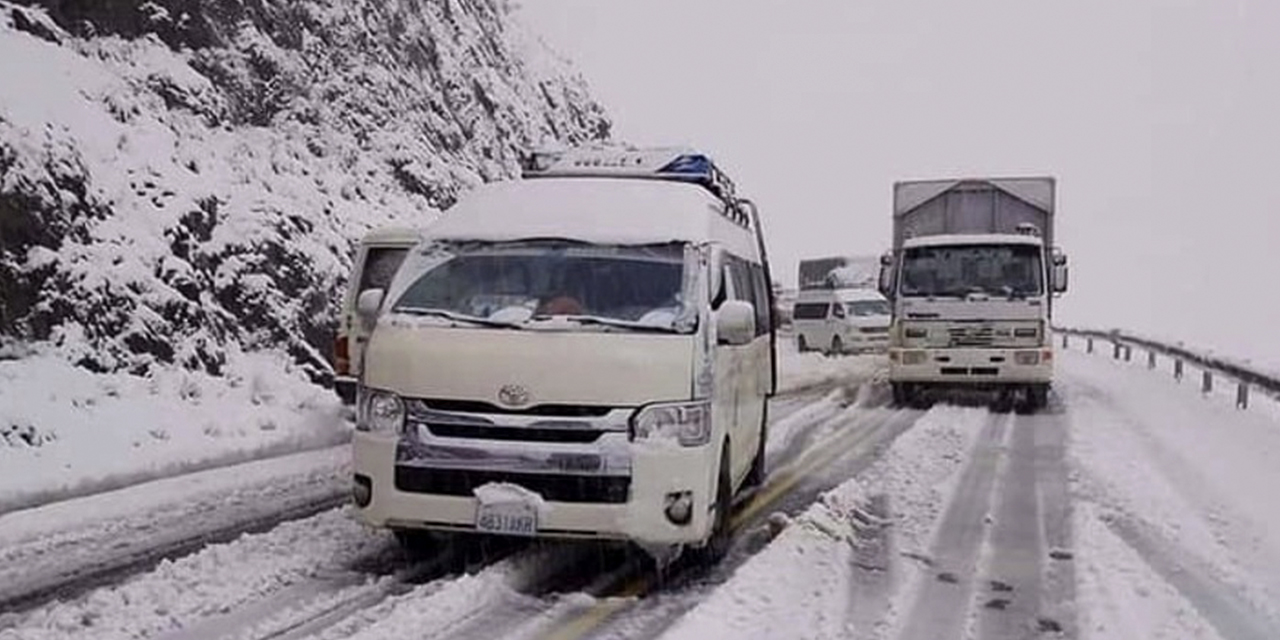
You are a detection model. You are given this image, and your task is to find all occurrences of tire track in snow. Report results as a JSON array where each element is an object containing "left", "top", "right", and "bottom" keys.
[
  {"left": 972, "top": 412, "right": 1048, "bottom": 640},
  {"left": 895, "top": 412, "right": 1011, "bottom": 640},
  {"left": 551, "top": 405, "right": 927, "bottom": 640},
  {"left": 1103, "top": 515, "right": 1278, "bottom": 640}
]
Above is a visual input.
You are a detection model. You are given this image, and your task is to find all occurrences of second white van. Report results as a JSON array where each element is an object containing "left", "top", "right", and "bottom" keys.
[{"left": 792, "top": 288, "right": 891, "bottom": 354}]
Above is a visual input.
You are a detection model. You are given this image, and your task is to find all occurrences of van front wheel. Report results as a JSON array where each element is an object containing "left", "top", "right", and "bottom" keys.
[
  {"left": 743, "top": 406, "right": 768, "bottom": 490},
  {"left": 688, "top": 444, "right": 733, "bottom": 567},
  {"left": 797, "top": 335, "right": 809, "bottom": 352},
  {"left": 829, "top": 336, "right": 844, "bottom": 356}
]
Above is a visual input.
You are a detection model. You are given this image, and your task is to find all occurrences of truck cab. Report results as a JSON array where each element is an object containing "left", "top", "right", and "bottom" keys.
[{"left": 878, "top": 178, "right": 1069, "bottom": 411}]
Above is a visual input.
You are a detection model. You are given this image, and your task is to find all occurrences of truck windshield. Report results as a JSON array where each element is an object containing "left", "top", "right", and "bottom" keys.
[
  {"left": 900, "top": 244, "right": 1043, "bottom": 298},
  {"left": 390, "top": 241, "right": 694, "bottom": 333}
]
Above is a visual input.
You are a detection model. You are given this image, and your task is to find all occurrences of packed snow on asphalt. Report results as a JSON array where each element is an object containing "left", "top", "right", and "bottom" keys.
[{"left": 4, "top": 342, "right": 1280, "bottom": 640}]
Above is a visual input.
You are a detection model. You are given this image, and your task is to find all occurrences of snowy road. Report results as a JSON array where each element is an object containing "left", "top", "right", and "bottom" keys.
[{"left": 4, "top": 346, "right": 1280, "bottom": 640}]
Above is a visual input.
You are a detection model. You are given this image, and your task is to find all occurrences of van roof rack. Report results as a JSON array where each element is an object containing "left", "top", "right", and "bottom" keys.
[{"left": 521, "top": 145, "right": 739, "bottom": 206}]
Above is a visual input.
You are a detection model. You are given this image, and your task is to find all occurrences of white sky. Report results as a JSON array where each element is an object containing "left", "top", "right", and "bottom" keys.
[{"left": 515, "top": 0, "right": 1280, "bottom": 366}]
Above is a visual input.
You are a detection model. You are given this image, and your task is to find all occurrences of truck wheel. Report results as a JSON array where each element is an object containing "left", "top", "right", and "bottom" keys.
[
  {"left": 743, "top": 406, "right": 768, "bottom": 490},
  {"left": 829, "top": 336, "right": 844, "bottom": 356},
  {"left": 688, "top": 444, "right": 733, "bottom": 567},
  {"left": 797, "top": 335, "right": 809, "bottom": 352},
  {"left": 891, "top": 382, "right": 908, "bottom": 407},
  {"left": 1022, "top": 384, "right": 1049, "bottom": 413}
]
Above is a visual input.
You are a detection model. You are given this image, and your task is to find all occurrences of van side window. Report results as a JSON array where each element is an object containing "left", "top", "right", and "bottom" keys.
[
  {"left": 793, "top": 303, "right": 829, "bottom": 320},
  {"left": 748, "top": 263, "right": 771, "bottom": 336},
  {"left": 358, "top": 247, "right": 410, "bottom": 293}
]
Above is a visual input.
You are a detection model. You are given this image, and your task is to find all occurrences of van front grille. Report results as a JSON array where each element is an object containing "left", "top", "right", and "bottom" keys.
[
  {"left": 394, "top": 467, "right": 630, "bottom": 503},
  {"left": 423, "top": 423, "right": 604, "bottom": 443}
]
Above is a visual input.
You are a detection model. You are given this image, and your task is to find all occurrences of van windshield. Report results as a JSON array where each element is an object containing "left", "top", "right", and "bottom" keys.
[
  {"left": 900, "top": 243, "right": 1043, "bottom": 298},
  {"left": 390, "top": 241, "right": 695, "bottom": 333},
  {"left": 846, "top": 300, "right": 890, "bottom": 317}
]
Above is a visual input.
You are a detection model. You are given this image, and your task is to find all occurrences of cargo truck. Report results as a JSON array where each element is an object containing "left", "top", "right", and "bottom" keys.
[{"left": 877, "top": 177, "right": 1069, "bottom": 411}]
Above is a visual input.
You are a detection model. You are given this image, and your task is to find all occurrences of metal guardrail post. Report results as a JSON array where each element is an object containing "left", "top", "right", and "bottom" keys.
[
  {"left": 1113, "top": 342, "right": 1121, "bottom": 359},
  {"left": 1147, "top": 351, "right": 1157, "bottom": 369},
  {"left": 1124, "top": 345, "right": 1132, "bottom": 362},
  {"left": 1202, "top": 370, "right": 1213, "bottom": 394},
  {"left": 1174, "top": 359, "right": 1184, "bottom": 381},
  {"left": 1086, "top": 337, "right": 1094, "bottom": 354},
  {"left": 1237, "top": 383, "right": 1249, "bottom": 409},
  {"left": 1062, "top": 333, "right": 1069, "bottom": 349}
]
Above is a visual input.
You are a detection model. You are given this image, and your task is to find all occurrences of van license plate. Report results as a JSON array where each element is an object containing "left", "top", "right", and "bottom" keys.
[{"left": 475, "top": 500, "right": 538, "bottom": 536}]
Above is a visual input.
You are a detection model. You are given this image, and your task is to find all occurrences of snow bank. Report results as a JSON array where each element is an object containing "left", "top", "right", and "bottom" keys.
[
  {"left": 661, "top": 405, "right": 985, "bottom": 640},
  {"left": 0, "top": 346, "right": 347, "bottom": 513}
]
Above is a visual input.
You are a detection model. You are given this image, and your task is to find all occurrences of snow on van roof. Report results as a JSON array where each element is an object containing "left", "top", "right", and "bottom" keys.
[{"left": 427, "top": 177, "right": 759, "bottom": 255}]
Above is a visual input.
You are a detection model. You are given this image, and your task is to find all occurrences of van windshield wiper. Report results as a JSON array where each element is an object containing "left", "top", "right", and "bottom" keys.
[
  {"left": 394, "top": 307, "right": 525, "bottom": 330},
  {"left": 529, "top": 314, "right": 680, "bottom": 334}
]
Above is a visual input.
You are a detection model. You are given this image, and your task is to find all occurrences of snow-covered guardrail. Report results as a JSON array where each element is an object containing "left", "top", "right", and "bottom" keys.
[{"left": 1055, "top": 327, "right": 1280, "bottom": 410}]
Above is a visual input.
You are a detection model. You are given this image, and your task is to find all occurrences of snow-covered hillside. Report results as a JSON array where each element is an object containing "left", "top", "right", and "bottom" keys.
[
  {"left": 0, "top": 0, "right": 609, "bottom": 379},
  {"left": 0, "top": 0, "right": 608, "bottom": 506}
]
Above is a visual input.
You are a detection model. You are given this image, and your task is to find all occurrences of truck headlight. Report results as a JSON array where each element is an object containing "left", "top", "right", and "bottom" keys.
[
  {"left": 902, "top": 350, "right": 928, "bottom": 365},
  {"left": 358, "top": 390, "right": 405, "bottom": 433},
  {"left": 632, "top": 401, "right": 711, "bottom": 447},
  {"left": 1014, "top": 350, "right": 1041, "bottom": 365},
  {"left": 904, "top": 327, "right": 928, "bottom": 339},
  {"left": 1013, "top": 327, "right": 1039, "bottom": 339}
]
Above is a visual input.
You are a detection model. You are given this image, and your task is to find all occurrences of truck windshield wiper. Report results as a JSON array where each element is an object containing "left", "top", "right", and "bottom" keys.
[
  {"left": 529, "top": 314, "right": 679, "bottom": 334},
  {"left": 394, "top": 307, "right": 525, "bottom": 330}
]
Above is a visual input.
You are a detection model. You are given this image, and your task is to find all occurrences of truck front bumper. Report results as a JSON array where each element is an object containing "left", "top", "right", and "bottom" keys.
[{"left": 888, "top": 347, "right": 1054, "bottom": 385}]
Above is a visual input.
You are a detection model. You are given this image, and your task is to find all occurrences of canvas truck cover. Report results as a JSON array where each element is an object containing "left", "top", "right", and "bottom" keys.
[{"left": 892, "top": 177, "right": 1055, "bottom": 253}]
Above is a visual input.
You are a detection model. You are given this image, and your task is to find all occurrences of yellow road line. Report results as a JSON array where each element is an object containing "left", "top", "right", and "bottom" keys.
[{"left": 539, "top": 407, "right": 904, "bottom": 640}]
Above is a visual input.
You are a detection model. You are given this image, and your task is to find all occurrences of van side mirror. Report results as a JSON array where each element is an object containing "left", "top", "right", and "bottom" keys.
[
  {"left": 715, "top": 300, "right": 756, "bottom": 346},
  {"left": 357, "top": 288, "right": 386, "bottom": 328}
]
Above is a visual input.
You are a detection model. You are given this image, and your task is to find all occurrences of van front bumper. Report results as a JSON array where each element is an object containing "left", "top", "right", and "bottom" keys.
[
  {"left": 352, "top": 430, "right": 720, "bottom": 545},
  {"left": 888, "top": 347, "right": 1053, "bottom": 384}
]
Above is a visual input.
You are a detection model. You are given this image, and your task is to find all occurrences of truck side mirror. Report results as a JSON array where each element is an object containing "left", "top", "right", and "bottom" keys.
[
  {"left": 1051, "top": 250, "right": 1068, "bottom": 293},
  {"left": 1052, "top": 264, "right": 1069, "bottom": 294},
  {"left": 357, "top": 288, "right": 386, "bottom": 328},
  {"left": 878, "top": 265, "right": 895, "bottom": 298}
]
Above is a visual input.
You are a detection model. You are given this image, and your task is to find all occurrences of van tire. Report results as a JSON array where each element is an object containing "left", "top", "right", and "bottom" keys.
[
  {"left": 797, "top": 335, "right": 809, "bottom": 352},
  {"left": 393, "top": 529, "right": 438, "bottom": 559},
  {"left": 688, "top": 443, "right": 733, "bottom": 567},
  {"left": 829, "top": 336, "right": 843, "bottom": 356},
  {"left": 743, "top": 406, "right": 768, "bottom": 490}
]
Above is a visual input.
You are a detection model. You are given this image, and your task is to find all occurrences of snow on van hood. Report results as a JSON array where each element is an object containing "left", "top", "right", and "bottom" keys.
[{"left": 362, "top": 323, "right": 693, "bottom": 406}]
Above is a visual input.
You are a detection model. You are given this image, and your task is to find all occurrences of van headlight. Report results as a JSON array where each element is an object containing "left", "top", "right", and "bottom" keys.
[
  {"left": 632, "top": 401, "right": 711, "bottom": 447},
  {"left": 358, "top": 389, "right": 405, "bottom": 434}
]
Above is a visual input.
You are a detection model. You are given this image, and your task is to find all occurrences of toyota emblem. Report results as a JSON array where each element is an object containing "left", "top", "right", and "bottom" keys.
[{"left": 497, "top": 384, "right": 531, "bottom": 408}]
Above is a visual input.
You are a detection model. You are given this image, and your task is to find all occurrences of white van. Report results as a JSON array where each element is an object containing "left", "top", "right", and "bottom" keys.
[
  {"left": 792, "top": 288, "right": 891, "bottom": 354},
  {"left": 349, "top": 147, "right": 777, "bottom": 563},
  {"left": 332, "top": 227, "right": 422, "bottom": 404}
]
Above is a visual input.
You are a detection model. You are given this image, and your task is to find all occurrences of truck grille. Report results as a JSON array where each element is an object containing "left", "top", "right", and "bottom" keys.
[
  {"left": 948, "top": 325, "right": 995, "bottom": 347},
  {"left": 422, "top": 423, "right": 604, "bottom": 443},
  {"left": 394, "top": 467, "right": 630, "bottom": 503}
]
